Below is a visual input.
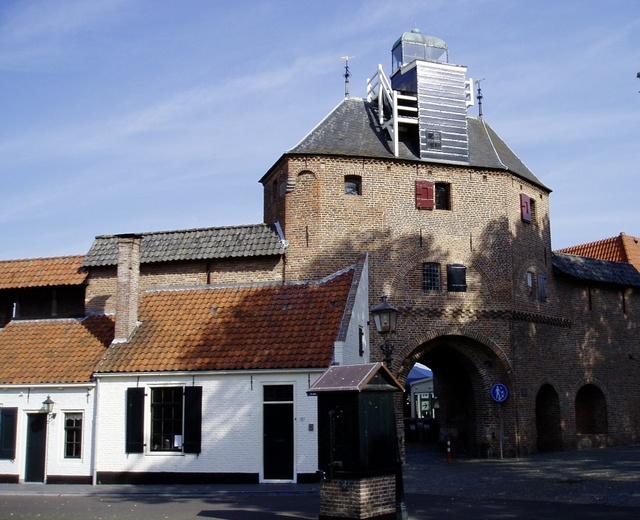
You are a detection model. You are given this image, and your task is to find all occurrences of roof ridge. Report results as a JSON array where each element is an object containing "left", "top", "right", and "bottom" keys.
[
  {"left": 0, "top": 254, "right": 85, "bottom": 264},
  {"left": 94, "top": 222, "right": 271, "bottom": 240},
  {"left": 145, "top": 265, "right": 358, "bottom": 294},
  {"left": 555, "top": 234, "right": 620, "bottom": 252}
]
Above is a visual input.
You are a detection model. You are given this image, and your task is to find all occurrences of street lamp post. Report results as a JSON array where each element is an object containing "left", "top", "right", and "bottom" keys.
[{"left": 370, "top": 295, "right": 408, "bottom": 520}]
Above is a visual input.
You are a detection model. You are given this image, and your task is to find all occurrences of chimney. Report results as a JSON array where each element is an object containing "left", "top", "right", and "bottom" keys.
[{"left": 114, "top": 234, "right": 141, "bottom": 342}]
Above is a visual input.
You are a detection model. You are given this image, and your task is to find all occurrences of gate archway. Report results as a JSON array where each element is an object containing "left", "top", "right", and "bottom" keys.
[{"left": 397, "top": 332, "right": 514, "bottom": 458}]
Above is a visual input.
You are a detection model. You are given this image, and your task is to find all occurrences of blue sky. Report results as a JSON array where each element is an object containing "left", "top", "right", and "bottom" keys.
[{"left": 1, "top": 0, "right": 638, "bottom": 259}]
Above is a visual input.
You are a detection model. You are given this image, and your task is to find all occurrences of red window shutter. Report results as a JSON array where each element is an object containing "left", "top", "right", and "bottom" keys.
[
  {"left": 520, "top": 194, "right": 532, "bottom": 222},
  {"left": 416, "top": 180, "right": 434, "bottom": 210}
]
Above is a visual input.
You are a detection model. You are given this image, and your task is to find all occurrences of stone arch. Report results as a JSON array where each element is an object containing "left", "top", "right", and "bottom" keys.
[
  {"left": 535, "top": 383, "right": 563, "bottom": 452},
  {"left": 295, "top": 169, "right": 317, "bottom": 179},
  {"left": 289, "top": 169, "right": 317, "bottom": 193},
  {"left": 397, "top": 326, "right": 513, "bottom": 383},
  {"left": 396, "top": 328, "right": 514, "bottom": 458},
  {"left": 574, "top": 381, "right": 609, "bottom": 435}
]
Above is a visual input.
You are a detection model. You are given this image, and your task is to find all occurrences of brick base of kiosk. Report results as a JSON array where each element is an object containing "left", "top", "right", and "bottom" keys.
[{"left": 319, "top": 475, "right": 396, "bottom": 520}]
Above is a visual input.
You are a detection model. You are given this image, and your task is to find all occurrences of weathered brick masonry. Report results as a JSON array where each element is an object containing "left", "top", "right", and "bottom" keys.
[{"left": 259, "top": 138, "right": 640, "bottom": 457}]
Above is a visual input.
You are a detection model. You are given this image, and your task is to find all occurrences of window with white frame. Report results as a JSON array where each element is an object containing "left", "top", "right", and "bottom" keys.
[
  {"left": 526, "top": 272, "right": 535, "bottom": 300},
  {"left": 64, "top": 412, "right": 82, "bottom": 458},
  {"left": 151, "top": 387, "right": 183, "bottom": 452}
]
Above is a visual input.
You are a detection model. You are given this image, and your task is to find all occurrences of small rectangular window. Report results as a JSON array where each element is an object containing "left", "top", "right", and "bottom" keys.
[
  {"left": 427, "top": 130, "right": 442, "bottom": 150},
  {"left": 264, "top": 385, "right": 294, "bottom": 402},
  {"left": 423, "top": 263, "right": 440, "bottom": 291},
  {"left": 64, "top": 413, "right": 82, "bottom": 458},
  {"left": 526, "top": 272, "right": 535, "bottom": 300},
  {"left": 344, "top": 175, "right": 362, "bottom": 195},
  {"left": 358, "top": 326, "right": 365, "bottom": 357},
  {"left": 435, "top": 183, "right": 451, "bottom": 210}
]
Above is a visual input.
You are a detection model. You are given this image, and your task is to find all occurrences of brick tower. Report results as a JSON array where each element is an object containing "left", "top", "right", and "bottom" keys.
[{"left": 260, "top": 28, "right": 640, "bottom": 459}]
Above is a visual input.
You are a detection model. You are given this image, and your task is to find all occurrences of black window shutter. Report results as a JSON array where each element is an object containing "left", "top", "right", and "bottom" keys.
[
  {"left": 125, "top": 388, "right": 145, "bottom": 453},
  {"left": 0, "top": 408, "right": 18, "bottom": 459},
  {"left": 183, "top": 386, "right": 202, "bottom": 454},
  {"left": 447, "top": 264, "right": 467, "bottom": 292}
]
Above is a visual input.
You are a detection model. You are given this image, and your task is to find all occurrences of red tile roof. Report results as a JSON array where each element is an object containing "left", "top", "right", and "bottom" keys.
[
  {"left": 97, "top": 267, "right": 357, "bottom": 374},
  {"left": 0, "top": 315, "right": 114, "bottom": 384},
  {"left": 0, "top": 255, "right": 87, "bottom": 290},
  {"left": 556, "top": 233, "right": 640, "bottom": 271}
]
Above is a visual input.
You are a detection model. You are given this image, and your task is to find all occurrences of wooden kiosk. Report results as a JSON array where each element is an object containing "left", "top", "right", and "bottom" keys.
[{"left": 308, "top": 362, "right": 404, "bottom": 520}]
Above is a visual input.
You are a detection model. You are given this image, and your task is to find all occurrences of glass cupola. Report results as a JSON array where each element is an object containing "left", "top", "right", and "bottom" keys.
[{"left": 391, "top": 28, "right": 448, "bottom": 74}]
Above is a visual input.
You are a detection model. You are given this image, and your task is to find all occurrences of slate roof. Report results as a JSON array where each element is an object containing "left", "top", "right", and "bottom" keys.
[
  {"left": 556, "top": 233, "right": 640, "bottom": 271},
  {"left": 552, "top": 252, "right": 640, "bottom": 287},
  {"left": 96, "top": 265, "right": 360, "bottom": 374},
  {"left": 0, "top": 255, "right": 87, "bottom": 290},
  {"left": 0, "top": 315, "right": 114, "bottom": 384},
  {"left": 277, "top": 97, "right": 548, "bottom": 191},
  {"left": 307, "top": 362, "right": 403, "bottom": 393},
  {"left": 83, "top": 224, "right": 285, "bottom": 267}
]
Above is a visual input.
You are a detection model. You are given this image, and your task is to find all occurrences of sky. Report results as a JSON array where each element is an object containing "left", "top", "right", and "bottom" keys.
[{"left": 1, "top": 0, "right": 638, "bottom": 260}]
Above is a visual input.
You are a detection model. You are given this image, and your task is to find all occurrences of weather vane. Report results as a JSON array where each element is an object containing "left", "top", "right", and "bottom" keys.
[{"left": 341, "top": 56, "right": 354, "bottom": 98}]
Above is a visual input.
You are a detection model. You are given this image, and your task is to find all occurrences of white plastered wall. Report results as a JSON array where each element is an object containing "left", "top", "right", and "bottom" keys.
[
  {"left": 0, "top": 385, "right": 95, "bottom": 482},
  {"left": 94, "top": 371, "right": 324, "bottom": 482}
]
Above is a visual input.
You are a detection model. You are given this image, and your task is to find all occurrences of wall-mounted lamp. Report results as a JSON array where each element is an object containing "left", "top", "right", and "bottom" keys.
[
  {"left": 370, "top": 295, "right": 400, "bottom": 365},
  {"left": 42, "top": 395, "right": 55, "bottom": 415}
]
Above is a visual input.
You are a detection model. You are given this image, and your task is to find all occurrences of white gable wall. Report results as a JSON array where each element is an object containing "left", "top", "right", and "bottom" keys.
[
  {"left": 0, "top": 386, "right": 95, "bottom": 483},
  {"left": 339, "top": 258, "right": 370, "bottom": 366}
]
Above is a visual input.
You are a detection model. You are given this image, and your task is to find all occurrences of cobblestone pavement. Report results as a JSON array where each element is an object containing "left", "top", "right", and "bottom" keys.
[
  {"left": 0, "top": 443, "right": 638, "bottom": 513},
  {"left": 403, "top": 442, "right": 640, "bottom": 508}
]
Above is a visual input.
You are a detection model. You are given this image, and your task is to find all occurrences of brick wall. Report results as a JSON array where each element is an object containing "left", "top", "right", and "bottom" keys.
[
  {"left": 319, "top": 475, "right": 396, "bottom": 519},
  {"left": 85, "top": 257, "right": 284, "bottom": 315},
  {"left": 260, "top": 153, "right": 640, "bottom": 456}
]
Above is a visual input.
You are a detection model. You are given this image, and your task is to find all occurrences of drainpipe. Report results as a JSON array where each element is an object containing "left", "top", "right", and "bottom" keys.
[{"left": 91, "top": 377, "right": 101, "bottom": 486}]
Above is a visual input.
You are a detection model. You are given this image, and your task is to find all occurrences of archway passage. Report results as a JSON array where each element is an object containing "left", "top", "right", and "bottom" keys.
[
  {"left": 407, "top": 335, "right": 511, "bottom": 458},
  {"left": 536, "top": 384, "right": 563, "bottom": 452},
  {"left": 575, "top": 384, "right": 608, "bottom": 435}
]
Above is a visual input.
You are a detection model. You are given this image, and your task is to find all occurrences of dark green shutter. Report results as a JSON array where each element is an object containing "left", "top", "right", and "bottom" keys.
[
  {"left": 183, "top": 386, "right": 202, "bottom": 454},
  {"left": 447, "top": 264, "right": 467, "bottom": 292},
  {"left": 125, "top": 388, "right": 145, "bottom": 453},
  {"left": 0, "top": 407, "right": 18, "bottom": 459}
]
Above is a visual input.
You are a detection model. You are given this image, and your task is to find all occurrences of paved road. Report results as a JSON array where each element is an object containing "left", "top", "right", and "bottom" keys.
[
  {"left": 0, "top": 443, "right": 639, "bottom": 519},
  {"left": 403, "top": 442, "right": 640, "bottom": 508},
  {"left": 1, "top": 491, "right": 639, "bottom": 519}
]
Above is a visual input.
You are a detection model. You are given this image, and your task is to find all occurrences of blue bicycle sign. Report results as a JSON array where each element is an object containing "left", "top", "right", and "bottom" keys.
[{"left": 491, "top": 383, "right": 508, "bottom": 403}]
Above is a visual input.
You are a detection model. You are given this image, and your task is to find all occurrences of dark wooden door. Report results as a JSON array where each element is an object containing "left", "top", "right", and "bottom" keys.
[
  {"left": 25, "top": 413, "right": 47, "bottom": 482},
  {"left": 263, "top": 385, "right": 294, "bottom": 480}
]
